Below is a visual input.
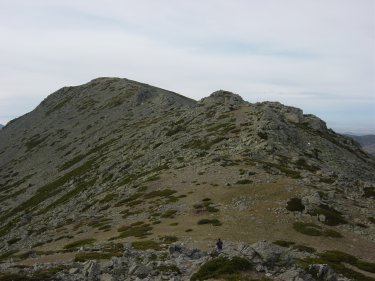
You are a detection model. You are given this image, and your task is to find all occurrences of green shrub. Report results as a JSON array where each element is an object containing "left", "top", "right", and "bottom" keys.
[
  {"left": 145, "top": 175, "right": 160, "bottom": 182},
  {"left": 309, "top": 204, "right": 347, "bottom": 226},
  {"left": 55, "top": 235, "right": 74, "bottom": 241},
  {"left": 25, "top": 134, "right": 49, "bottom": 151},
  {"left": 235, "top": 179, "right": 253, "bottom": 184},
  {"left": 286, "top": 198, "right": 305, "bottom": 212},
  {"left": 114, "top": 223, "right": 153, "bottom": 239},
  {"left": 320, "top": 250, "right": 357, "bottom": 264},
  {"left": 100, "top": 193, "right": 116, "bottom": 203},
  {"left": 161, "top": 210, "right": 177, "bottom": 218},
  {"left": 356, "top": 260, "right": 375, "bottom": 273},
  {"left": 160, "top": 235, "right": 178, "bottom": 243},
  {"left": 319, "top": 251, "right": 375, "bottom": 273},
  {"left": 1, "top": 159, "right": 96, "bottom": 222},
  {"left": 157, "top": 265, "right": 181, "bottom": 273},
  {"left": 143, "top": 189, "right": 177, "bottom": 199},
  {"left": 197, "top": 219, "right": 222, "bottom": 226},
  {"left": 356, "top": 223, "right": 368, "bottom": 228},
  {"left": 40, "top": 178, "right": 97, "bottom": 214},
  {"left": 7, "top": 237, "right": 21, "bottom": 245},
  {"left": 323, "top": 229, "right": 343, "bottom": 238},
  {"left": 183, "top": 137, "right": 225, "bottom": 150},
  {"left": 194, "top": 201, "right": 220, "bottom": 213},
  {"left": 130, "top": 221, "right": 144, "bottom": 226},
  {"left": 364, "top": 187, "right": 375, "bottom": 198},
  {"left": 132, "top": 240, "right": 161, "bottom": 250},
  {"left": 262, "top": 161, "right": 301, "bottom": 179},
  {"left": 191, "top": 257, "right": 252, "bottom": 281},
  {"left": 166, "top": 126, "right": 185, "bottom": 136},
  {"left": 207, "top": 206, "right": 220, "bottom": 213},
  {"left": 0, "top": 250, "right": 18, "bottom": 261},
  {"left": 63, "top": 238, "right": 96, "bottom": 250},
  {"left": 273, "top": 240, "right": 295, "bottom": 247},
  {"left": 368, "top": 217, "right": 375, "bottom": 223},
  {"left": 292, "top": 245, "right": 316, "bottom": 253},
  {"left": 293, "top": 222, "right": 322, "bottom": 236},
  {"left": 59, "top": 154, "right": 86, "bottom": 171},
  {"left": 127, "top": 200, "right": 143, "bottom": 207},
  {"left": 32, "top": 242, "right": 46, "bottom": 248},
  {"left": 298, "top": 250, "right": 375, "bottom": 281},
  {"left": 295, "top": 158, "right": 319, "bottom": 172},
  {"left": 257, "top": 131, "right": 268, "bottom": 140}
]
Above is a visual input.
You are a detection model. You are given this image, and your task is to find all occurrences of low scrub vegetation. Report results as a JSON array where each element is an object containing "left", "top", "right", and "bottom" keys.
[
  {"left": 0, "top": 250, "right": 18, "bottom": 261},
  {"left": 156, "top": 265, "right": 181, "bottom": 274},
  {"left": 235, "top": 179, "right": 253, "bottom": 185},
  {"left": 160, "top": 235, "right": 178, "bottom": 244},
  {"left": 286, "top": 198, "right": 305, "bottom": 212},
  {"left": 262, "top": 161, "right": 301, "bottom": 179},
  {"left": 298, "top": 250, "right": 375, "bottom": 281},
  {"left": 197, "top": 219, "right": 222, "bottom": 226},
  {"left": 273, "top": 240, "right": 295, "bottom": 247},
  {"left": 293, "top": 222, "right": 342, "bottom": 238},
  {"left": 1, "top": 159, "right": 97, "bottom": 223},
  {"left": 191, "top": 257, "right": 253, "bottom": 281},
  {"left": 292, "top": 245, "right": 316, "bottom": 253},
  {"left": 193, "top": 200, "right": 220, "bottom": 213},
  {"left": 308, "top": 204, "right": 347, "bottom": 226},
  {"left": 113, "top": 222, "right": 153, "bottom": 239},
  {"left": 273, "top": 240, "right": 316, "bottom": 253},
  {"left": 183, "top": 136, "right": 226, "bottom": 150},
  {"left": 143, "top": 189, "right": 177, "bottom": 199},
  {"left": 132, "top": 240, "right": 161, "bottom": 251},
  {"left": 63, "top": 238, "right": 96, "bottom": 250},
  {"left": 160, "top": 209, "right": 177, "bottom": 218},
  {"left": 364, "top": 187, "right": 375, "bottom": 198}
]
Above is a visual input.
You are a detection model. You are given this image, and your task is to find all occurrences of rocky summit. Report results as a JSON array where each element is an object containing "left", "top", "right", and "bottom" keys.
[{"left": 0, "top": 77, "right": 375, "bottom": 281}]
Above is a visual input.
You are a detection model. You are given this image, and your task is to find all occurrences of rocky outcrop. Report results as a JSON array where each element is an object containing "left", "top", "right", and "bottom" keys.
[{"left": 0, "top": 241, "right": 349, "bottom": 281}]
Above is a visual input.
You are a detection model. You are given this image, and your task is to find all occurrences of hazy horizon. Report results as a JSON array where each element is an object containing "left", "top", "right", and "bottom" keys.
[{"left": 0, "top": 1, "right": 374, "bottom": 134}]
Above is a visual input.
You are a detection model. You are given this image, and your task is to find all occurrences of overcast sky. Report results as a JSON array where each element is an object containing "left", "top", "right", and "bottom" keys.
[{"left": 0, "top": 0, "right": 374, "bottom": 134}]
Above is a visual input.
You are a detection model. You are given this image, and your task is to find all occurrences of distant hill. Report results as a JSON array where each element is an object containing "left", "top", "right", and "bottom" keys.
[
  {"left": 0, "top": 77, "right": 374, "bottom": 280},
  {"left": 346, "top": 134, "right": 375, "bottom": 156},
  {"left": 0, "top": 124, "right": 3, "bottom": 129}
]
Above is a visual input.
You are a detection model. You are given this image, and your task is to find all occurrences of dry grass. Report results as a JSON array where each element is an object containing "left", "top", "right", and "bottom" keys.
[{"left": 12, "top": 162, "right": 375, "bottom": 265}]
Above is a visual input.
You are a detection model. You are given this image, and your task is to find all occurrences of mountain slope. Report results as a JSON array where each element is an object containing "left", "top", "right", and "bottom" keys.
[
  {"left": 346, "top": 134, "right": 375, "bottom": 156},
  {"left": 0, "top": 78, "right": 375, "bottom": 279}
]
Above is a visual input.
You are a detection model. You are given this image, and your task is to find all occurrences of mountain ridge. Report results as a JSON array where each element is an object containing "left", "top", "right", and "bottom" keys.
[{"left": 0, "top": 77, "right": 374, "bottom": 280}]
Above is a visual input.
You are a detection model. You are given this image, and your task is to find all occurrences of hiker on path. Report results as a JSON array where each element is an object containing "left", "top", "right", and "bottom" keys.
[{"left": 216, "top": 238, "right": 223, "bottom": 250}]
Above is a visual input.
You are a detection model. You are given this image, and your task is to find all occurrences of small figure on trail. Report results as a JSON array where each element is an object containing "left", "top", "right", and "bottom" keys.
[{"left": 216, "top": 238, "right": 223, "bottom": 250}]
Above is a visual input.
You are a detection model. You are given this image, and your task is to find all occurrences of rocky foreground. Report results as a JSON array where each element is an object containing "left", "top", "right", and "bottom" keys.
[{"left": 2, "top": 240, "right": 373, "bottom": 281}]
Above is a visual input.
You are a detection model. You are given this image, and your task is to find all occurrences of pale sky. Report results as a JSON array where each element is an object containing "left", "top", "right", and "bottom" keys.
[{"left": 0, "top": 0, "right": 374, "bottom": 134}]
